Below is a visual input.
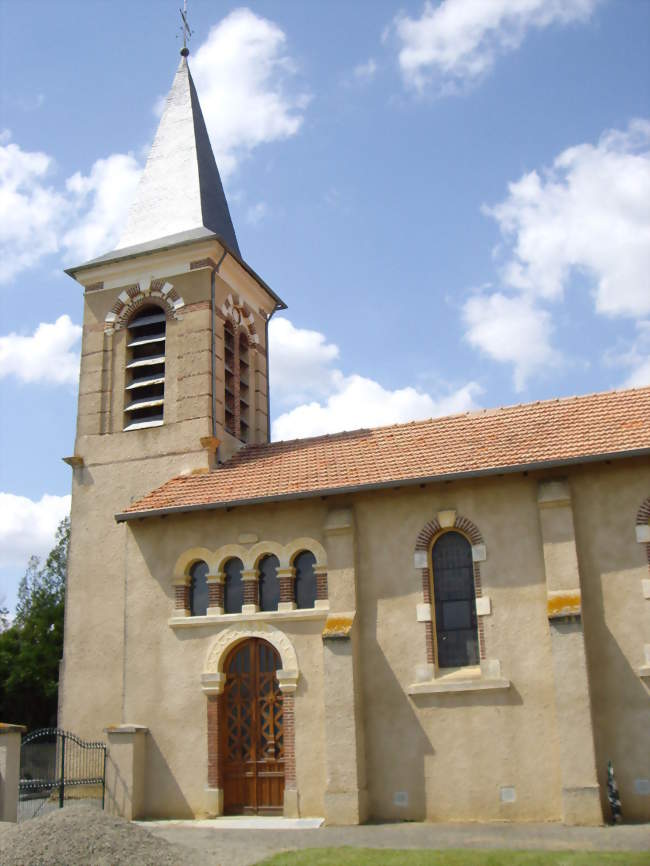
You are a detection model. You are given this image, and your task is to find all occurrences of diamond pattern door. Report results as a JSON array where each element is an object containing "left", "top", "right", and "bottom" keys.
[{"left": 222, "top": 639, "right": 285, "bottom": 814}]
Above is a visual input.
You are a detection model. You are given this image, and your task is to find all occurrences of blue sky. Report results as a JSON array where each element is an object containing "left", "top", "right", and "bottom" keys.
[{"left": 1, "top": 0, "right": 649, "bottom": 610}]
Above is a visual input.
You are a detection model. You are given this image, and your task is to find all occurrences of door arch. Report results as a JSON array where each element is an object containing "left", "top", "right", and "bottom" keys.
[{"left": 221, "top": 638, "right": 285, "bottom": 814}]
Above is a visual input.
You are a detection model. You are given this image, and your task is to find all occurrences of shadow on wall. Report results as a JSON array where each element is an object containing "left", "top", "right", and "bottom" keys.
[
  {"left": 141, "top": 734, "right": 195, "bottom": 819},
  {"left": 360, "top": 598, "right": 525, "bottom": 822},
  {"left": 582, "top": 562, "right": 650, "bottom": 822},
  {"left": 105, "top": 734, "right": 194, "bottom": 820}
]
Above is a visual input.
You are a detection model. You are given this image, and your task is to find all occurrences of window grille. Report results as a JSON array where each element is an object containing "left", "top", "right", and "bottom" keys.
[
  {"left": 432, "top": 531, "right": 479, "bottom": 668},
  {"left": 223, "top": 321, "right": 250, "bottom": 443},
  {"left": 224, "top": 321, "right": 236, "bottom": 435},
  {"left": 239, "top": 332, "right": 249, "bottom": 443},
  {"left": 124, "top": 306, "right": 165, "bottom": 430}
]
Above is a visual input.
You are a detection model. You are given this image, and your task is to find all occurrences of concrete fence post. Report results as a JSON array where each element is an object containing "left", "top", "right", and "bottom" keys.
[
  {"left": 104, "top": 725, "right": 148, "bottom": 820},
  {"left": 0, "top": 723, "right": 26, "bottom": 822}
]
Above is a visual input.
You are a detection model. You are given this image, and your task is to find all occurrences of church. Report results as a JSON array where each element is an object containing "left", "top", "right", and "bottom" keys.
[{"left": 59, "top": 47, "right": 650, "bottom": 826}]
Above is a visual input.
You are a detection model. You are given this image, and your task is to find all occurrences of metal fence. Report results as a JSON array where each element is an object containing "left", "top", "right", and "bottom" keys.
[{"left": 18, "top": 728, "right": 106, "bottom": 822}]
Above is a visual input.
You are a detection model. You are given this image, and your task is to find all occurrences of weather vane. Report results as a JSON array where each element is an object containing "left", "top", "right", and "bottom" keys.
[{"left": 179, "top": 0, "right": 192, "bottom": 57}]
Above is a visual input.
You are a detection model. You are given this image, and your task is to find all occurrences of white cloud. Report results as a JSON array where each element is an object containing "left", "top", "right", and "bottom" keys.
[
  {"left": 269, "top": 317, "right": 340, "bottom": 406},
  {"left": 63, "top": 153, "right": 142, "bottom": 262},
  {"left": 0, "top": 315, "right": 82, "bottom": 385},
  {"left": 191, "top": 8, "right": 310, "bottom": 178},
  {"left": 463, "top": 292, "right": 556, "bottom": 391},
  {"left": 270, "top": 316, "right": 480, "bottom": 439},
  {"left": 245, "top": 201, "right": 269, "bottom": 226},
  {"left": 0, "top": 132, "right": 69, "bottom": 283},
  {"left": 353, "top": 58, "right": 378, "bottom": 82},
  {"left": 272, "top": 375, "right": 481, "bottom": 440},
  {"left": 0, "top": 132, "right": 141, "bottom": 277},
  {"left": 0, "top": 492, "right": 70, "bottom": 569},
  {"left": 486, "top": 119, "right": 650, "bottom": 317},
  {"left": 393, "top": 0, "right": 597, "bottom": 92},
  {"left": 464, "top": 120, "right": 650, "bottom": 389},
  {"left": 0, "top": 10, "right": 307, "bottom": 281},
  {"left": 606, "top": 320, "right": 650, "bottom": 388}
]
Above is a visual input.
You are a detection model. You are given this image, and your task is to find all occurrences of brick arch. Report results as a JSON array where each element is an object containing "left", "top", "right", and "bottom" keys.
[
  {"left": 636, "top": 497, "right": 650, "bottom": 526},
  {"left": 221, "top": 293, "right": 260, "bottom": 344},
  {"left": 104, "top": 277, "right": 184, "bottom": 334},
  {"left": 415, "top": 513, "right": 484, "bottom": 551},
  {"left": 415, "top": 513, "right": 486, "bottom": 666},
  {"left": 636, "top": 497, "right": 650, "bottom": 576}
]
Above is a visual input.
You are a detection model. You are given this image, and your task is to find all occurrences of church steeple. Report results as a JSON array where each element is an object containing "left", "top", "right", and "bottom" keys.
[{"left": 117, "top": 56, "right": 240, "bottom": 256}]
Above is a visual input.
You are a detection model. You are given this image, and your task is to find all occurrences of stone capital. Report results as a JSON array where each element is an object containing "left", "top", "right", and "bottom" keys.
[
  {"left": 276, "top": 668, "right": 299, "bottom": 693},
  {"left": 201, "top": 672, "right": 226, "bottom": 695}
]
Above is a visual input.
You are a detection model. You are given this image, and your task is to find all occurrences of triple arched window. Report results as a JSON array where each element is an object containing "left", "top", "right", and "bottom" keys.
[
  {"left": 431, "top": 531, "right": 479, "bottom": 668},
  {"left": 185, "top": 550, "right": 320, "bottom": 616},
  {"left": 124, "top": 305, "right": 166, "bottom": 431}
]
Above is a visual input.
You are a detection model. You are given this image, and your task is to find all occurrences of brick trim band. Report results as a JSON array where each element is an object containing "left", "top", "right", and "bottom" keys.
[
  {"left": 207, "top": 694, "right": 222, "bottom": 788},
  {"left": 174, "top": 585, "right": 189, "bottom": 611},
  {"left": 279, "top": 576, "right": 294, "bottom": 605},
  {"left": 243, "top": 579, "right": 258, "bottom": 606},
  {"left": 283, "top": 692, "right": 296, "bottom": 790},
  {"left": 316, "top": 573, "right": 328, "bottom": 601},
  {"left": 209, "top": 582, "right": 224, "bottom": 608}
]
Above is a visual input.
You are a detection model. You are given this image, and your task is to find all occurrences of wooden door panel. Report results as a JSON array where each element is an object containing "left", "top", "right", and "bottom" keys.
[{"left": 221, "top": 639, "right": 285, "bottom": 814}]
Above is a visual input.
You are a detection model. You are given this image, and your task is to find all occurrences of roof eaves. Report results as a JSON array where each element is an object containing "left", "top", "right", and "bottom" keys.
[
  {"left": 64, "top": 231, "right": 287, "bottom": 311},
  {"left": 114, "top": 445, "right": 650, "bottom": 523}
]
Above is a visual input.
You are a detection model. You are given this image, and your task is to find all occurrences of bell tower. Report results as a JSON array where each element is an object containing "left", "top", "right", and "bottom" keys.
[{"left": 59, "top": 48, "right": 285, "bottom": 734}]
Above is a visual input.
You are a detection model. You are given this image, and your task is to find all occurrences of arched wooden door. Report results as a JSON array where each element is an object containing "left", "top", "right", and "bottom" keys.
[{"left": 221, "top": 638, "right": 285, "bottom": 814}]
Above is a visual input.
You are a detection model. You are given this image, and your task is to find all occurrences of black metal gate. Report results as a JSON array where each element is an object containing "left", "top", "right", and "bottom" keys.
[{"left": 18, "top": 728, "right": 107, "bottom": 822}]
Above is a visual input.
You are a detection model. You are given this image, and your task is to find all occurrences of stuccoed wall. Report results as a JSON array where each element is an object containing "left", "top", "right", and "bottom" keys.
[
  {"left": 60, "top": 238, "right": 276, "bottom": 744},
  {"left": 122, "top": 498, "right": 331, "bottom": 818},
  {"left": 570, "top": 458, "right": 650, "bottom": 821},
  {"left": 63, "top": 372, "right": 649, "bottom": 824},
  {"left": 354, "top": 474, "right": 563, "bottom": 822}
]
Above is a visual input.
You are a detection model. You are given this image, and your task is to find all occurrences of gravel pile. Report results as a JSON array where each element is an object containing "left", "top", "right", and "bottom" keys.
[{"left": 0, "top": 803, "right": 214, "bottom": 866}]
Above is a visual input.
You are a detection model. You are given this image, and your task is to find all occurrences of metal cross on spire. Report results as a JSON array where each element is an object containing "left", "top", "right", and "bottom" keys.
[{"left": 179, "top": 0, "right": 192, "bottom": 57}]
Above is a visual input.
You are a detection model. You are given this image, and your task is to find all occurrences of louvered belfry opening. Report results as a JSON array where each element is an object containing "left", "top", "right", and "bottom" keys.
[
  {"left": 223, "top": 320, "right": 250, "bottom": 443},
  {"left": 224, "top": 321, "right": 236, "bottom": 435},
  {"left": 124, "top": 305, "right": 166, "bottom": 430},
  {"left": 239, "top": 332, "right": 250, "bottom": 443}
]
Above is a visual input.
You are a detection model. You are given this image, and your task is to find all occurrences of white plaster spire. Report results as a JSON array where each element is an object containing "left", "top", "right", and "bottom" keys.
[{"left": 117, "top": 56, "right": 240, "bottom": 256}]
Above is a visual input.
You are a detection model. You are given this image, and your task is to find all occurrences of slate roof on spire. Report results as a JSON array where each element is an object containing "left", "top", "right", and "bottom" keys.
[{"left": 116, "top": 56, "right": 240, "bottom": 256}]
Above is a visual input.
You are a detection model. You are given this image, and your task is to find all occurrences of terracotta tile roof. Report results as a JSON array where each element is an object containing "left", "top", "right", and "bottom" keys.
[{"left": 117, "top": 386, "right": 650, "bottom": 520}]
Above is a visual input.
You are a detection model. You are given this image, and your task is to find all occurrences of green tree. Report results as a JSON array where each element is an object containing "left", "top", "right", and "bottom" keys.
[{"left": 0, "top": 517, "right": 69, "bottom": 730}]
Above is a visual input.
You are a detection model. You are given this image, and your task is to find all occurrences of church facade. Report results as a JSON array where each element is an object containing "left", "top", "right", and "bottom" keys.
[{"left": 60, "top": 54, "right": 650, "bottom": 826}]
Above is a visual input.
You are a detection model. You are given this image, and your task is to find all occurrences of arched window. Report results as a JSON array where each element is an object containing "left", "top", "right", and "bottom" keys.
[
  {"left": 124, "top": 304, "right": 166, "bottom": 431},
  {"left": 224, "top": 557, "right": 244, "bottom": 614},
  {"left": 259, "top": 554, "right": 280, "bottom": 612},
  {"left": 431, "top": 531, "right": 479, "bottom": 668},
  {"left": 294, "top": 550, "right": 317, "bottom": 610},
  {"left": 190, "top": 560, "right": 209, "bottom": 616}
]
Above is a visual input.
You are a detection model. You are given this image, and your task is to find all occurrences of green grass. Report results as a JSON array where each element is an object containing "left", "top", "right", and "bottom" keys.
[{"left": 256, "top": 849, "right": 650, "bottom": 866}]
